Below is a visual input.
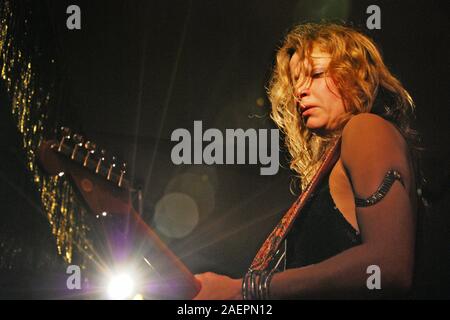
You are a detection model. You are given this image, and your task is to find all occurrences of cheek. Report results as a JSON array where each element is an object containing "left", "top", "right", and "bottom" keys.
[
  {"left": 327, "top": 98, "right": 345, "bottom": 121},
  {"left": 322, "top": 80, "right": 345, "bottom": 114},
  {"left": 324, "top": 78, "right": 342, "bottom": 100}
]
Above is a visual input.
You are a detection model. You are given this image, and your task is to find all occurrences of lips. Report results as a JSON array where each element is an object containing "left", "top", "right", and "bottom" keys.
[{"left": 300, "top": 105, "right": 317, "bottom": 116}]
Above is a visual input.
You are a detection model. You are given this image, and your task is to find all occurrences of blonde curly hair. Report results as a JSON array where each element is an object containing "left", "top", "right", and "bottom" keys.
[{"left": 269, "top": 23, "right": 417, "bottom": 191}]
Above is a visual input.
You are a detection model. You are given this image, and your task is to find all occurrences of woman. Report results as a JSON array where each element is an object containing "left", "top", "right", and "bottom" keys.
[{"left": 194, "top": 22, "right": 421, "bottom": 299}]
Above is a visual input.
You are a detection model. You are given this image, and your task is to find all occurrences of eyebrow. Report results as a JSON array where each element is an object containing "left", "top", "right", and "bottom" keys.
[
  {"left": 310, "top": 54, "right": 331, "bottom": 59},
  {"left": 311, "top": 56, "right": 330, "bottom": 67},
  {"left": 311, "top": 62, "right": 327, "bottom": 69},
  {"left": 290, "top": 55, "right": 330, "bottom": 79}
]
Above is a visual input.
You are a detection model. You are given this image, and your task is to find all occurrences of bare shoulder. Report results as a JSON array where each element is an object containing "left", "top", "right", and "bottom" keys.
[
  {"left": 341, "top": 113, "right": 412, "bottom": 193},
  {"left": 343, "top": 113, "right": 404, "bottom": 144},
  {"left": 342, "top": 113, "right": 407, "bottom": 157}
]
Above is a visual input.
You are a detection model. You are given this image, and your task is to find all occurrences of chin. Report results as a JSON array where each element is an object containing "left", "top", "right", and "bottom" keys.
[{"left": 305, "top": 117, "right": 326, "bottom": 130}]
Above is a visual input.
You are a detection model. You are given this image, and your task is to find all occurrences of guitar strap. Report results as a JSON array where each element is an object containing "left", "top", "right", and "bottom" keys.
[{"left": 249, "top": 138, "right": 341, "bottom": 271}]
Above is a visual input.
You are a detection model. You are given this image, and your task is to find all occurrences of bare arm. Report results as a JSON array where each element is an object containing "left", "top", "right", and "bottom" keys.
[{"left": 269, "top": 113, "right": 416, "bottom": 299}]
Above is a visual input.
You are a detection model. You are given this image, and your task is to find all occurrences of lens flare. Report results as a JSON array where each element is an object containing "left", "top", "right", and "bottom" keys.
[{"left": 107, "top": 273, "right": 135, "bottom": 300}]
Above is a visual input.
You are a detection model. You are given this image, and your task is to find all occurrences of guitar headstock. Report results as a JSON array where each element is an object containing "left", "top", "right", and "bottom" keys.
[
  {"left": 38, "top": 127, "right": 201, "bottom": 299},
  {"left": 38, "top": 127, "right": 132, "bottom": 216}
]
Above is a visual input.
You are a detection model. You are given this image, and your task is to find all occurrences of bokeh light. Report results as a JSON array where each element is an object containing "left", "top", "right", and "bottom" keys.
[{"left": 153, "top": 193, "right": 200, "bottom": 238}]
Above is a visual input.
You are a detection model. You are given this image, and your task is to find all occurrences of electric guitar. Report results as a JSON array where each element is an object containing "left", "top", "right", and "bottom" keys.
[{"left": 37, "top": 127, "right": 201, "bottom": 299}]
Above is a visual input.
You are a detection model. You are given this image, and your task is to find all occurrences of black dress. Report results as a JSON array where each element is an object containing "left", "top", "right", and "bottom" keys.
[{"left": 285, "top": 170, "right": 362, "bottom": 269}]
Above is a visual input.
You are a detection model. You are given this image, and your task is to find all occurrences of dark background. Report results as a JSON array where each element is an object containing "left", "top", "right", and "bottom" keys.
[{"left": 1, "top": 0, "right": 449, "bottom": 298}]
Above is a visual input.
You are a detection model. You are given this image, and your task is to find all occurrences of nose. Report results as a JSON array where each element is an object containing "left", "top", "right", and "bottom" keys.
[{"left": 294, "top": 87, "right": 310, "bottom": 102}]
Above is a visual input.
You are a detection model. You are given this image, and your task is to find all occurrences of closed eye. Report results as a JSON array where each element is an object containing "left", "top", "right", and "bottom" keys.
[{"left": 312, "top": 71, "right": 325, "bottom": 79}]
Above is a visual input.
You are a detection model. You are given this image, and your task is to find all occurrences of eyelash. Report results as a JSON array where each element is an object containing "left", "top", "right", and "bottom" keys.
[
  {"left": 312, "top": 71, "right": 325, "bottom": 79},
  {"left": 292, "top": 70, "right": 326, "bottom": 84}
]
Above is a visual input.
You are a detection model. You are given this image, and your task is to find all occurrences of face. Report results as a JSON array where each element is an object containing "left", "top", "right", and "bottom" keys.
[{"left": 289, "top": 46, "right": 346, "bottom": 133}]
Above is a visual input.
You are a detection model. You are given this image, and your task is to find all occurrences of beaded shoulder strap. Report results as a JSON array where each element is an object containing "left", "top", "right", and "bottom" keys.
[{"left": 249, "top": 138, "right": 341, "bottom": 271}]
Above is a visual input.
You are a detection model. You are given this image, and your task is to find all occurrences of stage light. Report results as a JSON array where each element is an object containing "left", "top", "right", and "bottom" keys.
[
  {"left": 107, "top": 273, "right": 135, "bottom": 300},
  {"left": 132, "top": 293, "right": 144, "bottom": 300}
]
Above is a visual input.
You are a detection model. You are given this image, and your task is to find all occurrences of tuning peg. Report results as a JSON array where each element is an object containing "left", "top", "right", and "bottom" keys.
[
  {"left": 83, "top": 141, "right": 97, "bottom": 166},
  {"left": 57, "top": 127, "right": 72, "bottom": 152},
  {"left": 73, "top": 134, "right": 84, "bottom": 144},
  {"left": 107, "top": 156, "right": 117, "bottom": 181},
  {"left": 95, "top": 149, "right": 106, "bottom": 173},
  {"left": 71, "top": 134, "right": 84, "bottom": 159},
  {"left": 118, "top": 162, "right": 126, "bottom": 187},
  {"left": 61, "top": 126, "right": 71, "bottom": 137}
]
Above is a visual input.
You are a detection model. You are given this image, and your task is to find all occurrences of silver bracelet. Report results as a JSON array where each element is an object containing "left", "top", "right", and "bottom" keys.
[
  {"left": 242, "top": 272, "right": 248, "bottom": 300},
  {"left": 250, "top": 271, "right": 257, "bottom": 299},
  {"left": 242, "top": 270, "right": 275, "bottom": 300}
]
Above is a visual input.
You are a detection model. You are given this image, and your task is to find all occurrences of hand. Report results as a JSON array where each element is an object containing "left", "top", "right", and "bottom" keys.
[{"left": 193, "top": 272, "right": 242, "bottom": 300}]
